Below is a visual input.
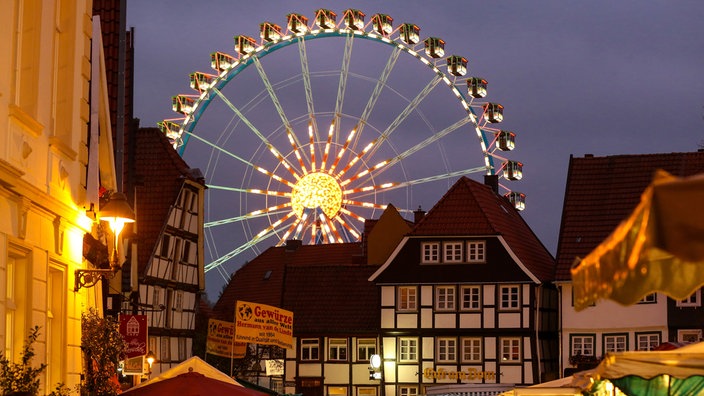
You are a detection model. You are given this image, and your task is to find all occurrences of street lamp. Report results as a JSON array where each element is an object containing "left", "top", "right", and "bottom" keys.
[
  {"left": 145, "top": 351, "right": 156, "bottom": 379},
  {"left": 75, "top": 192, "right": 135, "bottom": 291},
  {"left": 369, "top": 354, "right": 382, "bottom": 380}
]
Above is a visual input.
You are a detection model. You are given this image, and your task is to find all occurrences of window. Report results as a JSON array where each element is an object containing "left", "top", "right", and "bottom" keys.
[
  {"left": 636, "top": 333, "right": 661, "bottom": 351},
  {"left": 160, "top": 337, "right": 170, "bottom": 361},
  {"left": 443, "top": 242, "right": 463, "bottom": 263},
  {"left": 329, "top": 339, "right": 348, "bottom": 361},
  {"left": 435, "top": 286, "right": 455, "bottom": 311},
  {"left": 678, "top": 329, "right": 702, "bottom": 343},
  {"left": 461, "top": 337, "right": 482, "bottom": 363},
  {"left": 358, "top": 388, "right": 377, "bottom": 396},
  {"left": 399, "top": 386, "right": 418, "bottom": 396},
  {"left": 637, "top": 293, "right": 657, "bottom": 304},
  {"left": 152, "top": 286, "right": 162, "bottom": 309},
  {"left": 160, "top": 235, "right": 171, "bottom": 257},
  {"left": 437, "top": 338, "right": 457, "bottom": 362},
  {"left": 301, "top": 339, "right": 320, "bottom": 361},
  {"left": 499, "top": 285, "right": 520, "bottom": 310},
  {"left": 467, "top": 241, "right": 486, "bottom": 263},
  {"left": 178, "top": 337, "right": 188, "bottom": 360},
  {"left": 570, "top": 335, "right": 595, "bottom": 356},
  {"left": 398, "top": 287, "right": 417, "bottom": 311},
  {"left": 460, "top": 286, "right": 481, "bottom": 311},
  {"left": 603, "top": 334, "right": 627, "bottom": 354},
  {"left": 181, "top": 240, "right": 192, "bottom": 264},
  {"left": 174, "top": 291, "right": 183, "bottom": 312},
  {"left": 357, "top": 339, "right": 377, "bottom": 361},
  {"left": 399, "top": 338, "right": 418, "bottom": 362},
  {"left": 500, "top": 338, "right": 521, "bottom": 362},
  {"left": 328, "top": 386, "right": 347, "bottom": 396},
  {"left": 421, "top": 242, "right": 439, "bottom": 263},
  {"left": 677, "top": 289, "right": 701, "bottom": 307}
]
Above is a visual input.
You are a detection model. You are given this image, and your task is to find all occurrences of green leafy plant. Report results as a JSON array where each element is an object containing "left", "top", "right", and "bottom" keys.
[
  {"left": 0, "top": 326, "right": 47, "bottom": 396},
  {"left": 80, "top": 309, "right": 126, "bottom": 396}
]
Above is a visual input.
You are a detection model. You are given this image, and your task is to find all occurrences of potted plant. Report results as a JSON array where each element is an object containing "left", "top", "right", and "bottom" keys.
[{"left": 0, "top": 326, "right": 47, "bottom": 396}]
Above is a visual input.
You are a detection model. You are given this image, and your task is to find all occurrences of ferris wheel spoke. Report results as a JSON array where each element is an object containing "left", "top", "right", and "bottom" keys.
[
  {"left": 205, "top": 225, "right": 282, "bottom": 272},
  {"left": 333, "top": 33, "right": 355, "bottom": 142},
  {"left": 298, "top": 38, "right": 321, "bottom": 145},
  {"left": 365, "top": 74, "right": 443, "bottom": 159},
  {"left": 205, "top": 206, "right": 291, "bottom": 228},
  {"left": 354, "top": 46, "right": 402, "bottom": 151},
  {"left": 334, "top": 213, "right": 361, "bottom": 240},
  {"left": 252, "top": 57, "right": 304, "bottom": 152},
  {"left": 183, "top": 130, "right": 254, "bottom": 167},
  {"left": 329, "top": 127, "right": 357, "bottom": 174},
  {"left": 277, "top": 217, "right": 303, "bottom": 246},
  {"left": 343, "top": 199, "right": 387, "bottom": 210},
  {"left": 208, "top": 183, "right": 291, "bottom": 198}
]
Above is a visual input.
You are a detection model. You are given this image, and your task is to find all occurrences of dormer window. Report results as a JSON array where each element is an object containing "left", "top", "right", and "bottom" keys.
[
  {"left": 443, "top": 242, "right": 463, "bottom": 263},
  {"left": 421, "top": 242, "right": 440, "bottom": 263},
  {"left": 467, "top": 241, "right": 486, "bottom": 263}
]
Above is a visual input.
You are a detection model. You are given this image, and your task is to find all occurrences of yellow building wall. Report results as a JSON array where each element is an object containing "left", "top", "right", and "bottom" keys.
[{"left": 0, "top": 0, "right": 108, "bottom": 392}]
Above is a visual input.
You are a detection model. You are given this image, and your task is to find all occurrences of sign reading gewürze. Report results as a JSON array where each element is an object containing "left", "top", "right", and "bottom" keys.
[{"left": 234, "top": 301, "right": 293, "bottom": 349}]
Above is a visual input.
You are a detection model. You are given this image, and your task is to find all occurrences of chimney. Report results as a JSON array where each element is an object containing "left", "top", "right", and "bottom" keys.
[
  {"left": 484, "top": 174, "right": 499, "bottom": 194},
  {"left": 413, "top": 206, "right": 426, "bottom": 224},
  {"left": 285, "top": 239, "right": 302, "bottom": 252}
]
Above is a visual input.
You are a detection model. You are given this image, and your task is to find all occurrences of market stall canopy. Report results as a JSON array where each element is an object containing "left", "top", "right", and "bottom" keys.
[
  {"left": 121, "top": 370, "right": 270, "bottom": 396},
  {"left": 571, "top": 170, "right": 704, "bottom": 311},
  {"left": 122, "top": 355, "right": 242, "bottom": 393},
  {"left": 576, "top": 342, "right": 704, "bottom": 396}
]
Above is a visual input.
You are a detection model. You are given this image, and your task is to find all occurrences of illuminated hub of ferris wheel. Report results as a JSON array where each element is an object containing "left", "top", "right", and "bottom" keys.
[{"left": 158, "top": 9, "right": 524, "bottom": 275}]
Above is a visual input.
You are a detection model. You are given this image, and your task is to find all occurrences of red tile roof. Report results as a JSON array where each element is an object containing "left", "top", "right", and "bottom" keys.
[
  {"left": 133, "top": 127, "right": 205, "bottom": 274},
  {"left": 213, "top": 242, "right": 377, "bottom": 333},
  {"left": 410, "top": 176, "right": 555, "bottom": 281},
  {"left": 555, "top": 151, "right": 704, "bottom": 281}
]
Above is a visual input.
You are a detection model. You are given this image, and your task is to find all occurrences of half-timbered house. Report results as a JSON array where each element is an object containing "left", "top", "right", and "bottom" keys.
[
  {"left": 555, "top": 151, "right": 704, "bottom": 376},
  {"left": 128, "top": 127, "right": 206, "bottom": 375},
  {"left": 213, "top": 205, "right": 411, "bottom": 396},
  {"left": 369, "top": 176, "right": 559, "bottom": 395}
]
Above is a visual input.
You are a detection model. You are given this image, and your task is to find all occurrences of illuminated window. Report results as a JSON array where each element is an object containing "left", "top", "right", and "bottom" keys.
[
  {"left": 435, "top": 286, "right": 456, "bottom": 311},
  {"left": 358, "top": 388, "right": 377, "bottom": 396},
  {"left": 329, "top": 339, "right": 348, "bottom": 361},
  {"left": 467, "top": 241, "right": 486, "bottom": 263},
  {"left": 328, "top": 386, "right": 347, "bottom": 396},
  {"left": 636, "top": 333, "right": 661, "bottom": 351},
  {"left": 421, "top": 242, "right": 439, "bottom": 263},
  {"left": 500, "top": 338, "right": 521, "bottom": 362},
  {"left": 603, "top": 334, "right": 627, "bottom": 354},
  {"left": 678, "top": 329, "right": 702, "bottom": 343},
  {"left": 357, "top": 339, "right": 377, "bottom": 361},
  {"left": 461, "top": 337, "right": 482, "bottom": 363},
  {"left": 461, "top": 286, "right": 481, "bottom": 311},
  {"left": 570, "top": 335, "right": 595, "bottom": 356},
  {"left": 398, "top": 286, "right": 417, "bottom": 311},
  {"left": 499, "top": 285, "right": 520, "bottom": 310},
  {"left": 443, "top": 242, "right": 463, "bottom": 263},
  {"left": 437, "top": 337, "right": 457, "bottom": 362},
  {"left": 399, "top": 338, "right": 418, "bottom": 362},
  {"left": 301, "top": 339, "right": 320, "bottom": 361}
]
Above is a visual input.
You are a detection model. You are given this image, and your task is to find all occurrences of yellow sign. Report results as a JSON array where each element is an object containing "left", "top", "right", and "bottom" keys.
[
  {"left": 206, "top": 318, "right": 246, "bottom": 358},
  {"left": 235, "top": 301, "right": 293, "bottom": 349},
  {"left": 423, "top": 367, "right": 496, "bottom": 381}
]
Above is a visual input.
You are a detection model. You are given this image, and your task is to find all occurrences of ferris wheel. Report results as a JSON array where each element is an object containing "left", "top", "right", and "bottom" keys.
[{"left": 159, "top": 9, "right": 524, "bottom": 280}]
